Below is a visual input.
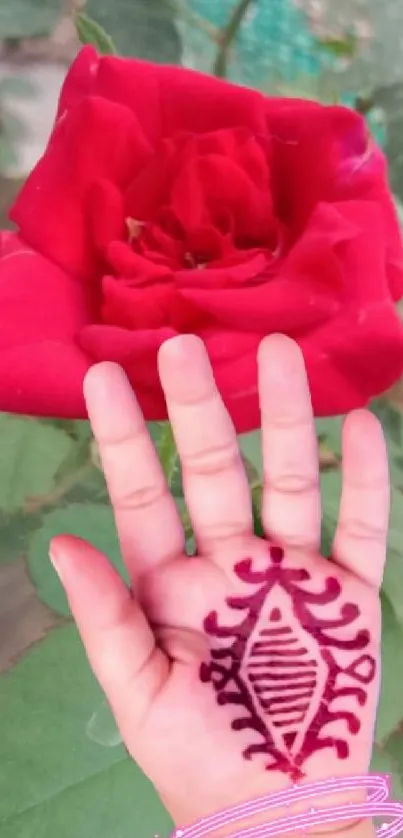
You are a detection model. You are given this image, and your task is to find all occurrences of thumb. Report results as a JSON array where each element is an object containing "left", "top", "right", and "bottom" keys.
[{"left": 49, "top": 535, "right": 169, "bottom": 738}]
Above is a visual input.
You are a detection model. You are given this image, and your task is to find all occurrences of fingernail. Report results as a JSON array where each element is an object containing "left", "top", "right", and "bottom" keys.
[{"left": 49, "top": 544, "right": 65, "bottom": 583}]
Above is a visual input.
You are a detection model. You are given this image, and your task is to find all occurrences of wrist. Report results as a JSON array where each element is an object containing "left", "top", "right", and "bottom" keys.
[
  {"left": 192, "top": 812, "right": 375, "bottom": 838},
  {"left": 170, "top": 777, "right": 381, "bottom": 838},
  {"left": 206, "top": 820, "right": 375, "bottom": 838}
]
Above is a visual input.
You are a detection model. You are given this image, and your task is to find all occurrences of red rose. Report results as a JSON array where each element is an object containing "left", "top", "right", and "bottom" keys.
[{"left": 1, "top": 46, "right": 403, "bottom": 431}]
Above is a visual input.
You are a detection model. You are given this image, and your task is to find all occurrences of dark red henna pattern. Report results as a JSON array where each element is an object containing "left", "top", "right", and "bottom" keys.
[{"left": 200, "top": 546, "right": 376, "bottom": 780}]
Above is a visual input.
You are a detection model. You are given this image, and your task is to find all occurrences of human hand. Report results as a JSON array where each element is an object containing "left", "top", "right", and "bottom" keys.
[{"left": 49, "top": 334, "right": 389, "bottom": 829}]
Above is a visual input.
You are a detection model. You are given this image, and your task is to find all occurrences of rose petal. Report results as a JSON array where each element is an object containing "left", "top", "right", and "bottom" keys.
[
  {"left": 279, "top": 201, "right": 355, "bottom": 290},
  {"left": 202, "top": 329, "right": 262, "bottom": 362},
  {"left": 269, "top": 103, "right": 403, "bottom": 305},
  {"left": 172, "top": 154, "right": 273, "bottom": 243},
  {"left": 267, "top": 102, "right": 381, "bottom": 231},
  {"left": 211, "top": 349, "right": 261, "bottom": 434},
  {"left": 331, "top": 200, "right": 390, "bottom": 302},
  {"left": 175, "top": 252, "right": 268, "bottom": 289},
  {"left": 57, "top": 46, "right": 100, "bottom": 118},
  {"left": 107, "top": 241, "right": 173, "bottom": 282},
  {"left": 80, "top": 323, "right": 175, "bottom": 360},
  {"left": 0, "top": 235, "right": 92, "bottom": 415},
  {"left": 81, "top": 322, "right": 261, "bottom": 431},
  {"left": 366, "top": 193, "right": 403, "bottom": 302},
  {"left": 206, "top": 303, "right": 403, "bottom": 432},
  {"left": 86, "top": 179, "right": 126, "bottom": 257},
  {"left": 181, "top": 278, "right": 339, "bottom": 333},
  {"left": 80, "top": 323, "right": 175, "bottom": 415},
  {"left": 0, "top": 343, "right": 89, "bottom": 417},
  {"left": 301, "top": 301, "right": 403, "bottom": 415},
  {"left": 0, "top": 235, "right": 93, "bottom": 350},
  {"left": 298, "top": 201, "right": 403, "bottom": 412},
  {"left": 124, "top": 138, "right": 177, "bottom": 221},
  {"left": 387, "top": 257, "right": 403, "bottom": 303},
  {"left": 101, "top": 276, "right": 174, "bottom": 329},
  {"left": 58, "top": 47, "right": 267, "bottom": 145},
  {"left": 11, "top": 97, "right": 152, "bottom": 280},
  {"left": 101, "top": 275, "right": 207, "bottom": 331}
]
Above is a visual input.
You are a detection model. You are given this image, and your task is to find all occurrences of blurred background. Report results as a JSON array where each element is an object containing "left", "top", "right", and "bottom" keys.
[
  {"left": 1, "top": 2, "right": 403, "bottom": 837},
  {"left": 3, "top": 0, "right": 403, "bottom": 205}
]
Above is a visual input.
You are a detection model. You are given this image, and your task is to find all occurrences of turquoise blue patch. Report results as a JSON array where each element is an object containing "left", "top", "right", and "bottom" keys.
[
  {"left": 188, "top": 0, "right": 335, "bottom": 84},
  {"left": 187, "top": 0, "right": 386, "bottom": 148}
]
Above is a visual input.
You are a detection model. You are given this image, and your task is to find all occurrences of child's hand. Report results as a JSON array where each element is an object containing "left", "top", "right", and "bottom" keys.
[{"left": 50, "top": 334, "right": 389, "bottom": 828}]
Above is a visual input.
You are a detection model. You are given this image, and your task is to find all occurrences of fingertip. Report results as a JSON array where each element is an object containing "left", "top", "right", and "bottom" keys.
[
  {"left": 258, "top": 334, "right": 305, "bottom": 377},
  {"left": 343, "top": 408, "right": 387, "bottom": 459},
  {"left": 258, "top": 332, "right": 301, "bottom": 354},
  {"left": 258, "top": 334, "right": 312, "bottom": 422},
  {"left": 341, "top": 410, "right": 389, "bottom": 513},
  {"left": 49, "top": 535, "right": 130, "bottom": 624},
  {"left": 83, "top": 362, "right": 128, "bottom": 403},
  {"left": 157, "top": 334, "right": 205, "bottom": 372},
  {"left": 157, "top": 335, "right": 214, "bottom": 403},
  {"left": 49, "top": 534, "right": 89, "bottom": 582}
]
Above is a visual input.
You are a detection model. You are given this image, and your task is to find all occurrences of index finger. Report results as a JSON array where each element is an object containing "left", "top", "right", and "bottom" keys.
[{"left": 84, "top": 362, "right": 184, "bottom": 583}]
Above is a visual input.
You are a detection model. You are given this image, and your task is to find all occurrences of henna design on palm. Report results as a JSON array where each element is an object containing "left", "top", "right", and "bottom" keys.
[{"left": 200, "top": 545, "right": 376, "bottom": 781}]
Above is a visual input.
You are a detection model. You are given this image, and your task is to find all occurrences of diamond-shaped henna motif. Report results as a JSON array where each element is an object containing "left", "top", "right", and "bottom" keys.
[{"left": 200, "top": 546, "right": 376, "bottom": 780}]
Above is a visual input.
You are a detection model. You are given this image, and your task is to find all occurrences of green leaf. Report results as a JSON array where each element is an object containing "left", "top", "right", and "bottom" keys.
[
  {"left": 371, "top": 399, "right": 403, "bottom": 448},
  {"left": 0, "top": 511, "right": 40, "bottom": 565},
  {"left": 239, "top": 430, "right": 263, "bottom": 478},
  {"left": 52, "top": 424, "right": 92, "bottom": 485},
  {"left": 75, "top": 11, "right": 117, "bottom": 55},
  {"left": 315, "top": 417, "right": 344, "bottom": 458},
  {"left": 0, "top": 625, "right": 171, "bottom": 838},
  {"left": 84, "top": 0, "right": 181, "bottom": 62},
  {"left": 371, "top": 401, "right": 403, "bottom": 486},
  {"left": 382, "top": 549, "right": 403, "bottom": 625},
  {"left": 0, "top": 0, "right": 62, "bottom": 39},
  {"left": 375, "top": 594, "right": 403, "bottom": 743},
  {"left": 28, "top": 504, "right": 125, "bottom": 616},
  {"left": 86, "top": 698, "right": 122, "bottom": 748},
  {"left": 252, "top": 498, "right": 265, "bottom": 538},
  {"left": 320, "top": 468, "right": 403, "bottom": 620},
  {"left": 383, "top": 730, "right": 403, "bottom": 785},
  {"left": 149, "top": 422, "right": 182, "bottom": 495},
  {"left": 386, "top": 487, "right": 403, "bottom": 555},
  {"left": 370, "top": 745, "right": 403, "bottom": 798},
  {"left": 316, "top": 404, "right": 403, "bottom": 483},
  {"left": 319, "top": 470, "right": 342, "bottom": 523},
  {"left": 155, "top": 421, "right": 182, "bottom": 492},
  {"left": 381, "top": 486, "right": 403, "bottom": 622},
  {"left": 315, "top": 32, "right": 358, "bottom": 59},
  {"left": 0, "top": 415, "right": 74, "bottom": 514},
  {"left": 320, "top": 515, "right": 335, "bottom": 557}
]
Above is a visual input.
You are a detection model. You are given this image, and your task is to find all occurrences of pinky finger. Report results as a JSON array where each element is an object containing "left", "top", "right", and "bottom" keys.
[{"left": 332, "top": 409, "right": 390, "bottom": 589}]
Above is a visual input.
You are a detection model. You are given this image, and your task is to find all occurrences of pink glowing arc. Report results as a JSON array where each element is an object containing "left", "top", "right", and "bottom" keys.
[{"left": 170, "top": 775, "right": 403, "bottom": 838}]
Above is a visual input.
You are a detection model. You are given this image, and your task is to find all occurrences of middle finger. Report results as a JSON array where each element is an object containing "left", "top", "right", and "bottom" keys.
[
  {"left": 158, "top": 335, "right": 253, "bottom": 561},
  {"left": 258, "top": 334, "right": 321, "bottom": 552}
]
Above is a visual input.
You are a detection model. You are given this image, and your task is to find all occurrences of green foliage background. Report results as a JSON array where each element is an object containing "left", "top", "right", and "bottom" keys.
[{"left": 0, "top": 1, "right": 403, "bottom": 836}]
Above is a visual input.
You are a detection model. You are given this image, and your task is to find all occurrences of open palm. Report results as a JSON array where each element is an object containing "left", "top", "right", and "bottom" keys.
[{"left": 51, "top": 335, "right": 389, "bottom": 827}]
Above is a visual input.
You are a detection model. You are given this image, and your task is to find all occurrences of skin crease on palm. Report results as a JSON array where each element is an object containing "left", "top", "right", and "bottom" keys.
[{"left": 49, "top": 334, "right": 389, "bottom": 836}]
